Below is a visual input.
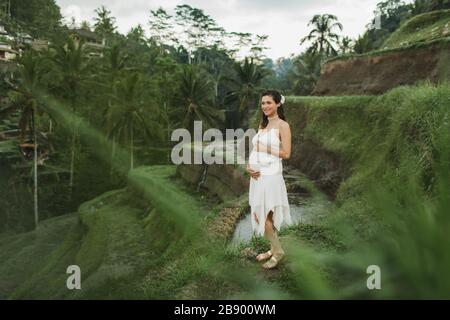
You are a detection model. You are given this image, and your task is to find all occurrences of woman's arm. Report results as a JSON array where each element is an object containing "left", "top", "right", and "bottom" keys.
[{"left": 257, "top": 122, "right": 291, "bottom": 159}]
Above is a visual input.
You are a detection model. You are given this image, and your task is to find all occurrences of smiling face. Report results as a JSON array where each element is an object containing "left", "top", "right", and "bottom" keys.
[{"left": 261, "top": 95, "right": 279, "bottom": 117}]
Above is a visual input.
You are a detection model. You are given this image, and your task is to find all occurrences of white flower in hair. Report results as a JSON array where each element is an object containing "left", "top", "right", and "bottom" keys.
[{"left": 280, "top": 95, "right": 286, "bottom": 104}]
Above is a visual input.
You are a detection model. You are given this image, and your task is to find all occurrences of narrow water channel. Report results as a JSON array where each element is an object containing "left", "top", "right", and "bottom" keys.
[{"left": 231, "top": 193, "right": 329, "bottom": 244}]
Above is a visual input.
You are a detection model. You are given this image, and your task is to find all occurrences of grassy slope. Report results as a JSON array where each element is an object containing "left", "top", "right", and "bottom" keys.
[
  {"left": 383, "top": 10, "right": 450, "bottom": 49},
  {"left": 0, "top": 165, "right": 287, "bottom": 298},
  {"left": 0, "top": 162, "right": 337, "bottom": 299},
  {"left": 325, "top": 10, "right": 450, "bottom": 64},
  {"left": 288, "top": 82, "right": 449, "bottom": 231},
  {"left": 0, "top": 213, "right": 80, "bottom": 299},
  {"left": 286, "top": 82, "right": 450, "bottom": 298},
  {"left": 0, "top": 166, "right": 224, "bottom": 299}
]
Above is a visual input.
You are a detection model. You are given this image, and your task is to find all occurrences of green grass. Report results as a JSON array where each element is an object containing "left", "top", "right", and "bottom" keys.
[
  {"left": 323, "top": 10, "right": 450, "bottom": 65},
  {"left": 286, "top": 82, "right": 450, "bottom": 232},
  {"left": 383, "top": 10, "right": 450, "bottom": 49},
  {"left": 0, "top": 140, "right": 18, "bottom": 155},
  {"left": 325, "top": 36, "right": 450, "bottom": 64},
  {"left": 1, "top": 165, "right": 214, "bottom": 299},
  {"left": 0, "top": 162, "right": 341, "bottom": 299},
  {"left": 286, "top": 95, "right": 375, "bottom": 163},
  {"left": 0, "top": 213, "right": 80, "bottom": 299},
  {"left": 283, "top": 81, "right": 450, "bottom": 298},
  {"left": 2, "top": 82, "right": 450, "bottom": 299}
]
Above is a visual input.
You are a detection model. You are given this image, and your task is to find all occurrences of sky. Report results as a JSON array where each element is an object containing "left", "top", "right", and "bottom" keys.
[{"left": 55, "top": 0, "right": 414, "bottom": 60}]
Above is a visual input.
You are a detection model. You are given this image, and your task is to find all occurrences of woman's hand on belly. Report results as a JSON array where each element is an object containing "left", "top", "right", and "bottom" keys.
[{"left": 246, "top": 162, "right": 261, "bottom": 180}]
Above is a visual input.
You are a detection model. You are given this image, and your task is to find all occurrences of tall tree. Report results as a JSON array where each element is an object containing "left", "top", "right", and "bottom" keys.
[
  {"left": 108, "top": 72, "right": 163, "bottom": 171},
  {"left": 300, "top": 14, "right": 343, "bottom": 56},
  {"left": 179, "top": 64, "right": 224, "bottom": 134},
  {"left": 290, "top": 52, "right": 322, "bottom": 95},
  {"left": 152, "top": 55, "right": 180, "bottom": 162},
  {"left": 249, "top": 34, "right": 269, "bottom": 63},
  {"left": 208, "top": 26, "right": 227, "bottom": 51},
  {"left": 148, "top": 7, "right": 175, "bottom": 55},
  {"left": 9, "top": 0, "right": 62, "bottom": 38},
  {"left": 339, "top": 36, "right": 354, "bottom": 54},
  {"left": 198, "top": 46, "right": 234, "bottom": 102},
  {"left": 174, "top": 4, "right": 198, "bottom": 64},
  {"left": 190, "top": 8, "right": 217, "bottom": 63},
  {"left": 49, "top": 37, "right": 89, "bottom": 196},
  {"left": 353, "top": 33, "right": 373, "bottom": 54},
  {"left": 127, "top": 24, "right": 147, "bottom": 46},
  {"left": 80, "top": 20, "right": 91, "bottom": 31},
  {"left": 225, "top": 57, "right": 268, "bottom": 129},
  {"left": 228, "top": 32, "right": 253, "bottom": 59},
  {"left": 174, "top": 4, "right": 220, "bottom": 64},
  {"left": 94, "top": 5, "right": 117, "bottom": 44},
  {"left": 98, "top": 44, "right": 127, "bottom": 176},
  {"left": 1, "top": 51, "right": 49, "bottom": 229},
  {"left": 124, "top": 25, "right": 159, "bottom": 69}
]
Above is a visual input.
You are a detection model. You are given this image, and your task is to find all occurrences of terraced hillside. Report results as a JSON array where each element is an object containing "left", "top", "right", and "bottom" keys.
[
  {"left": 382, "top": 9, "right": 450, "bottom": 49},
  {"left": 313, "top": 10, "right": 450, "bottom": 96}
]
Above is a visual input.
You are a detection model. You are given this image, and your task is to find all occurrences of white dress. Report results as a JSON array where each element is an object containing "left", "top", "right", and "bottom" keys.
[{"left": 248, "top": 128, "right": 292, "bottom": 237}]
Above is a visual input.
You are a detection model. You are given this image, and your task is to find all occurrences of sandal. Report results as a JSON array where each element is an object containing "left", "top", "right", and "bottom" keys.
[
  {"left": 256, "top": 250, "right": 272, "bottom": 261},
  {"left": 262, "top": 252, "right": 285, "bottom": 269}
]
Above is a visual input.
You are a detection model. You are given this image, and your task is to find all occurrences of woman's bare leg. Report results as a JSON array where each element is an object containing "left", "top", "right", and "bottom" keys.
[
  {"left": 264, "top": 211, "right": 283, "bottom": 255},
  {"left": 255, "top": 211, "right": 272, "bottom": 261}
]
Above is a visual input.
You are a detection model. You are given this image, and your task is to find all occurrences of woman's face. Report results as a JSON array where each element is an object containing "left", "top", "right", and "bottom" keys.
[{"left": 261, "top": 95, "right": 279, "bottom": 117}]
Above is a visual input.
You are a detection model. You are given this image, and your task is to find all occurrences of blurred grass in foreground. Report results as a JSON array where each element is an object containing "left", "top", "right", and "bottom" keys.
[{"left": 1, "top": 82, "right": 450, "bottom": 299}]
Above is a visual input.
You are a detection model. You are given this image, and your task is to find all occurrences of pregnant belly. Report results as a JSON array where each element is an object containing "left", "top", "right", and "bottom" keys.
[{"left": 249, "top": 151, "right": 281, "bottom": 175}]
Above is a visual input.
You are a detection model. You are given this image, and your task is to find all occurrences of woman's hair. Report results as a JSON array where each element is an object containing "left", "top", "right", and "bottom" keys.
[{"left": 259, "top": 89, "right": 286, "bottom": 129}]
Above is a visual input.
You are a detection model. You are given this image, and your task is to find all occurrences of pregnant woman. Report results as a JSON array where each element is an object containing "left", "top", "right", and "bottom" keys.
[{"left": 246, "top": 90, "right": 292, "bottom": 269}]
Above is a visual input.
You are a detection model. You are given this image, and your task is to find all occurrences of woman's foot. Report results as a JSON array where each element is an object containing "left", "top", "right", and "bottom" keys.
[
  {"left": 262, "top": 251, "right": 285, "bottom": 269},
  {"left": 256, "top": 250, "right": 272, "bottom": 261}
]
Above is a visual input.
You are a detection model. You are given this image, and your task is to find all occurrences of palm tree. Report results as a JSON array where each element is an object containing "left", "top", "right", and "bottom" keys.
[
  {"left": 353, "top": 33, "right": 373, "bottom": 54},
  {"left": 94, "top": 5, "right": 117, "bottom": 44},
  {"left": 103, "top": 44, "right": 127, "bottom": 84},
  {"left": 339, "top": 36, "right": 354, "bottom": 54},
  {"left": 198, "top": 46, "right": 231, "bottom": 103},
  {"left": 290, "top": 52, "right": 323, "bottom": 95},
  {"left": 225, "top": 57, "right": 268, "bottom": 129},
  {"left": 1, "top": 51, "right": 47, "bottom": 229},
  {"left": 179, "top": 64, "right": 224, "bottom": 134},
  {"left": 100, "top": 44, "right": 127, "bottom": 177},
  {"left": 300, "top": 14, "right": 343, "bottom": 56},
  {"left": 48, "top": 37, "right": 89, "bottom": 196},
  {"left": 107, "top": 72, "right": 163, "bottom": 171},
  {"left": 153, "top": 56, "right": 179, "bottom": 163}
]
